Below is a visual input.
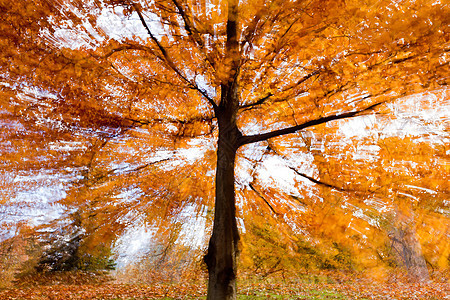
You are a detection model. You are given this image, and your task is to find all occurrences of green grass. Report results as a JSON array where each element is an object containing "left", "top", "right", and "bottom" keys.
[{"left": 133, "top": 288, "right": 349, "bottom": 300}]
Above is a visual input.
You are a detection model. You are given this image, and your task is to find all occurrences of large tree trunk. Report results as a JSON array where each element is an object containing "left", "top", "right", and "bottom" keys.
[
  {"left": 205, "top": 2, "right": 241, "bottom": 298},
  {"left": 204, "top": 81, "right": 241, "bottom": 299}
]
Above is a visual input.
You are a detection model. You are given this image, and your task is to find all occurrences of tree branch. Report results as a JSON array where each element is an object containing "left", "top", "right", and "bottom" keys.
[
  {"left": 240, "top": 70, "right": 320, "bottom": 110},
  {"left": 171, "top": 0, "right": 216, "bottom": 70},
  {"left": 94, "top": 43, "right": 160, "bottom": 60},
  {"left": 125, "top": 116, "right": 216, "bottom": 138},
  {"left": 238, "top": 101, "right": 383, "bottom": 146},
  {"left": 267, "top": 137, "right": 390, "bottom": 197},
  {"left": 125, "top": 0, "right": 218, "bottom": 111},
  {"left": 287, "top": 167, "right": 346, "bottom": 192},
  {"left": 86, "top": 157, "right": 172, "bottom": 185},
  {"left": 124, "top": 115, "right": 215, "bottom": 126},
  {"left": 248, "top": 182, "right": 280, "bottom": 215},
  {"left": 240, "top": 93, "right": 273, "bottom": 110},
  {"left": 261, "top": 141, "right": 349, "bottom": 193}
]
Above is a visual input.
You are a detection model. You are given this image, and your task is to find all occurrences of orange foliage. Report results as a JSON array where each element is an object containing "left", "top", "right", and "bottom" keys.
[{"left": 0, "top": 0, "right": 448, "bottom": 294}]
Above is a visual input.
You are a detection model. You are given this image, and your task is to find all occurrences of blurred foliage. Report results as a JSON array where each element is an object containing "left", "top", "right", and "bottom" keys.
[
  {"left": 0, "top": 0, "right": 448, "bottom": 293},
  {"left": 239, "top": 223, "right": 354, "bottom": 279}
]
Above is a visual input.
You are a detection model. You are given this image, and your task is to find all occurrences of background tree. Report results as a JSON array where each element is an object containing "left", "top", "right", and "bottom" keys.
[{"left": 0, "top": 0, "right": 448, "bottom": 299}]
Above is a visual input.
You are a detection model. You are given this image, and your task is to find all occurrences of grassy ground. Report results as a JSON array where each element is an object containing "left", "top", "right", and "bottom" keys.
[
  {"left": 0, "top": 271, "right": 448, "bottom": 299},
  {"left": 236, "top": 289, "right": 349, "bottom": 299},
  {"left": 0, "top": 285, "right": 355, "bottom": 300}
]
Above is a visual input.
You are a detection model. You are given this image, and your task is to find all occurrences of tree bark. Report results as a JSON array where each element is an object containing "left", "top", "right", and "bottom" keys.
[
  {"left": 389, "top": 207, "right": 430, "bottom": 282},
  {"left": 205, "top": 1, "right": 241, "bottom": 297},
  {"left": 204, "top": 79, "right": 241, "bottom": 299},
  {"left": 204, "top": 137, "right": 239, "bottom": 299}
]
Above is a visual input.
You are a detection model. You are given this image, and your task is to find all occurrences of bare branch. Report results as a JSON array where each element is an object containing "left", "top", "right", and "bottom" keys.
[
  {"left": 268, "top": 137, "right": 389, "bottom": 197},
  {"left": 248, "top": 183, "right": 280, "bottom": 215},
  {"left": 124, "top": 115, "right": 215, "bottom": 126},
  {"left": 287, "top": 167, "right": 346, "bottom": 192},
  {"left": 125, "top": 0, "right": 218, "bottom": 111},
  {"left": 171, "top": 0, "right": 216, "bottom": 70},
  {"left": 93, "top": 43, "right": 159, "bottom": 60},
  {"left": 240, "top": 70, "right": 320, "bottom": 110},
  {"left": 170, "top": 0, "right": 201, "bottom": 43},
  {"left": 86, "top": 157, "right": 172, "bottom": 185},
  {"left": 240, "top": 93, "right": 273, "bottom": 110},
  {"left": 125, "top": 116, "right": 216, "bottom": 138},
  {"left": 127, "top": 158, "right": 172, "bottom": 173},
  {"left": 238, "top": 101, "right": 383, "bottom": 146}
]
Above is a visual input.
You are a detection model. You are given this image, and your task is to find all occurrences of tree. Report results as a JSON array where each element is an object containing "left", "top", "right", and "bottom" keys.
[{"left": 0, "top": 0, "right": 448, "bottom": 299}]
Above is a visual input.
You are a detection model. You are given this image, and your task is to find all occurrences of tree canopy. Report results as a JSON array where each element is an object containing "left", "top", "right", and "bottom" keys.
[{"left": 0, "top": 0, "right": 448, "bottom": 298}]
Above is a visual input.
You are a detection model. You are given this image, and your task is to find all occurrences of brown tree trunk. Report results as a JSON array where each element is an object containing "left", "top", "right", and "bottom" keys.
[
  {"left": 205, "top": 2, "right": 241, "bottom": 298},
  {"left": 204, "top": 81, "right": 241, "bottom": 299},
  {"left": 389, "top": 206, "right": 430, "bottom": 282},
  {"left": 390, "top": 225, "right": 430, "bottom": 281}
]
